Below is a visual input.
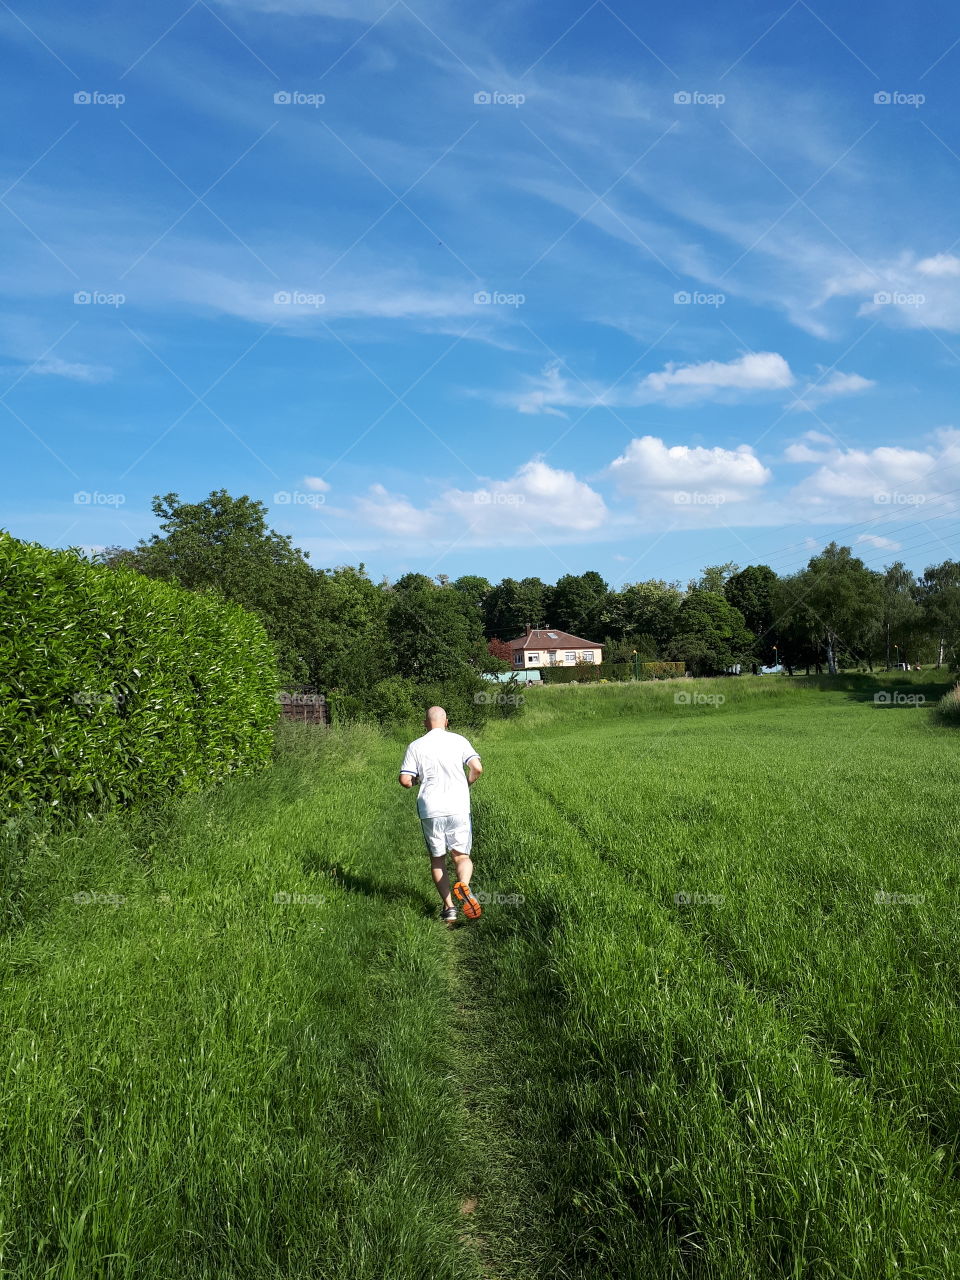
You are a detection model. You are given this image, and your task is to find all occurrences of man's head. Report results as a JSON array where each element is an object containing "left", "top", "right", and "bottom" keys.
[{"left": 425, "top": 705, "right": 448, "bottom": 730}]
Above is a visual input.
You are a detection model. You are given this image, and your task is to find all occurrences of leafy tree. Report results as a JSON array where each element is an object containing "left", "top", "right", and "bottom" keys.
[
  {"left": 919, "top": 560, "right": 960, "bottom": 668},
  {"left": 129, "top": 490, "right": 328, "bottom": 684},
  {"left": 483, "top": 576, "right": 551, "bottom": 639},
  {"left": 618, "top": 579, "right": 684, "bottom": 653},
  {"left": 667, "top": 591, "right": 754, "bottom": 676},
  {"left": 548, "top": 572, "right": 608, "bottom": 638},
  {"left": 452, "top": 575, "right": 493, "bottom": 613},
  {"left": 689, "top": 562, "right": 740, "bottom": 594},
  {"left": 771, "top": 573, "right": 821, "bottom": 674},
  {"left": 387, "top": 576, "right": 490, "bottom": 683},
  {"left": 793, "top": 543, "right": 882, "bottom": 675},
  {"left": 725, "top": 565, "right": 778, "bottom": 667},
  {"left": 879, "top": 562, "right": 921, "bottom": 668}
]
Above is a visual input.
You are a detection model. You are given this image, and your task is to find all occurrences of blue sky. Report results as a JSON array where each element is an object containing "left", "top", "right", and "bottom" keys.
[{"left": 3, "top": 0, "right": 960, "bottom": 586}]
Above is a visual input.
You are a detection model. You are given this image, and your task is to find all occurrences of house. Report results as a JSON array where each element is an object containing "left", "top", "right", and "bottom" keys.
[{"left": 508, "top": 625, "right": 603, "bottom": 670}]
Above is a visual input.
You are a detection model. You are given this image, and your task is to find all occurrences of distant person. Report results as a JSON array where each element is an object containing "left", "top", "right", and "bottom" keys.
[{"left": 399, "top": 706, "right": 483, "bottom": 925}]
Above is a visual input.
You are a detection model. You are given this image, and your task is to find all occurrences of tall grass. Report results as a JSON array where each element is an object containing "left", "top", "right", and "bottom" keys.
[
  {"left": 5, "top": 680, "right": 960, "bottom": 1278},
  {"left": 0, "top": 724, "right": 481, "bottom": 1279}
]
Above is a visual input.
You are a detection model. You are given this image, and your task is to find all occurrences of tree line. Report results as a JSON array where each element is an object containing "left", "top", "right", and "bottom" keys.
[{"left": 98, "top": 491, "right": 960, "bottom": 722}]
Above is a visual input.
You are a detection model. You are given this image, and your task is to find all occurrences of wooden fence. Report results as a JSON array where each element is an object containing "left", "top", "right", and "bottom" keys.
[{"left": 277, "top": 685, "right": 330, "bottom": 726}]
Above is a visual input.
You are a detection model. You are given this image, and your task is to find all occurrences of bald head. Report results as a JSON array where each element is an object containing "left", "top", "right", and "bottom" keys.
[{"left": 425, "top": 705, "right": 448, "bottom": 730}]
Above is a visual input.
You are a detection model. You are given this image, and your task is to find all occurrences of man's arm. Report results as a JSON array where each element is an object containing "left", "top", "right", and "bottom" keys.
[
  {"left": 399, "top": 771, "right": 418, "bottom": 789},
  {"left": 465, "top": 755, "right": 483, "bottom": 786}
]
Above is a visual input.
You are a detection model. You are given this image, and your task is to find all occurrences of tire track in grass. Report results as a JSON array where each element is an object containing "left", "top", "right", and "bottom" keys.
[{"left": 524, "top": 746, "right": 960, "bottom": 1174}]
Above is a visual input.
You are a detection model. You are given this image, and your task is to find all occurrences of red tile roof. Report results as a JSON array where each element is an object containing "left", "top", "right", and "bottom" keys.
[{"left": 508, "top": 628, "right": 602, "bottom": 650}]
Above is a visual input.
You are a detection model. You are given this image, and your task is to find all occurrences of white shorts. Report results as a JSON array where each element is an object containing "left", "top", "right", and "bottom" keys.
[{"left": 420, "top": 814, "right": 472, "bottom": 858}]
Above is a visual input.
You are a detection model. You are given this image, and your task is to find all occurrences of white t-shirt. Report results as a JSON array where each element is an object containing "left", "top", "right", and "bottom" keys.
[{"left": 400, "top": 728, "right": 480, "bottom": 819}]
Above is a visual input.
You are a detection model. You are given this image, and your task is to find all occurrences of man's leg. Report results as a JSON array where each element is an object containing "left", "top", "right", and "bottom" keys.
[
  {"left": 431, "top": 855, "right": 454, "bottom": 909},
  {"left": 451, "top": 841, "right": 482, "bottom": 920},
  {"left": 451, "top": 850, "right": 473, "bottom": 886}
]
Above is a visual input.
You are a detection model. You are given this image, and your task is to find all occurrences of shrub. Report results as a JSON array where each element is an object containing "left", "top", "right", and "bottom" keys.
[
  {"left": 0, "top": 534, "right": 279, "bottom": 820},
  {"left": 936, "top": 684, "right": 960, "bottom": 727}
]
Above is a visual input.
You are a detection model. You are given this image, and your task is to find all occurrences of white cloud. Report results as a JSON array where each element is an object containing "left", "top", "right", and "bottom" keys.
[
  {"left": 857, "top": 534, "right": 902, "bottom": 550},
  {"left": 508, "top": 351, "right": 794, "bottom": 415},
  {"left": 787, "top": 370, "right": 874, "bottom": 412},
  {"left": 826, "top": 249, "right": 960, "bottom": 332},
  {"left": 304, "top": 475, "right": 331, "bottom": 491},
  {"left": 643, "top": 351, "right": 793, "bottom": 394},
  {"left": 16, "top": 357, "right": 113, "bottom": 383},
  {"left": 608, "top": 435, "right": 772, "bottom": 510},
  {"left": 917, "top": 254, "right": 960, "bottom": 278},
  {"left": 347, "top": 460, "right": 608, "bottom": 546},
  {"left": 787, "top": 428, "right": 960, "bottom": 516}
]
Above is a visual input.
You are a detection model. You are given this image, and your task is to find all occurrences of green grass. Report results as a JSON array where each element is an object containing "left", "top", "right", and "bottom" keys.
[{"left": 3, "top": 676, "right": 960, "bottom": 1278}]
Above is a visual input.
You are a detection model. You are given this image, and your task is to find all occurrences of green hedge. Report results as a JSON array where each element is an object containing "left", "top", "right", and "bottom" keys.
[{"left": 0, "top": 533, "right": 280, "bottom": 820}]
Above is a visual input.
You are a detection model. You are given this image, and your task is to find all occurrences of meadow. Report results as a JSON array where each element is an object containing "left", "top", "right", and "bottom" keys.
[{"left": 2, "top": 673, "right": 959, "bottom": 1278}]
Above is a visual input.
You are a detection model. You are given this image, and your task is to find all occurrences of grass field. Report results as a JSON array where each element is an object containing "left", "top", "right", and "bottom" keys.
[{"left": 2, "top": 673, "right": 960, "bottom": 1278}]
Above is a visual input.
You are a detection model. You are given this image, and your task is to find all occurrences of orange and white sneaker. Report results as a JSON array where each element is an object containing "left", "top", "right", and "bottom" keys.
[{"left": 452, "top": 881, "right": 482, "bottom": 920}]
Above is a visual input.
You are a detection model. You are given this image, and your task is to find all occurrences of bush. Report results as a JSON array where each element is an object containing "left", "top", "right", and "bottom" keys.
[
  {"left": 0, "top": 534, "right": 279, "bottom": 821},
  {"left": 936, "top": 684, "right": 960, "bottom": 726}
]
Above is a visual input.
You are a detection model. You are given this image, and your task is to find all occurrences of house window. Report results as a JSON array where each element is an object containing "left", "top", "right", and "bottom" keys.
[
  {"left": 527, "top": 652, "right": 539, "bottom": 663},
  {"left": 513, "top": 652, "right": 522, "bottom": 664},
  {"left": 582, "top": 651, "right": 595, "bottom": 663},
  {"left": 547, "top": 650, "right": 557, "bottom": 665},
  {"left": 565, "top": 651, "right": 576, "bottom": 663}
]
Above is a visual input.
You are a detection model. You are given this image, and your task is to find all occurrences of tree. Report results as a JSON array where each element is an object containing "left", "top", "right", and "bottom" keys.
[
  {"left": 387, "top": 576, "right": 490, "bottom": 683},
  {"left": 724, "top": 565, "right": 778, "bottom": 668},
  {"left": 483, "top": 577, "right": 551, "bottom": 639},
  {"left": 548, "top": 572, "right": 608, "bottom": 638},
  {"left": 919, "top": 560, "right": 960, "bottom": 668},
  {"left": 452, "top": 575, "right": 493, "bottom": 614},
  {"left": 795, "top": 543, "right": 882, "bottom": 675},
  {"left": 618, "top": 579, "right": 684, "bottom": 653},
  {"left": 689, "top": 562, "right": 740, "bottom": 595},
  {"left": 667, "top": 591, "right": 754, "bottom": 676},
  {"left": 879, "top": 562, "right": 921, "bottom": 668},
  {"left": 129, "top": 490, "right": 329, "bottom": 684}
]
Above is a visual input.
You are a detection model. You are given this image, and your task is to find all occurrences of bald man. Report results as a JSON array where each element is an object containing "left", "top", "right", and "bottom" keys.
[{"left": 399, "top": 706, "right": 483, "bottom": 924}]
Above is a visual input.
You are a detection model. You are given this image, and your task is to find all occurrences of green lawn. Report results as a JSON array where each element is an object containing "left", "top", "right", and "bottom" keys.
[{"left": 3, "top": 675, "right": 960, "bottom": 1278}]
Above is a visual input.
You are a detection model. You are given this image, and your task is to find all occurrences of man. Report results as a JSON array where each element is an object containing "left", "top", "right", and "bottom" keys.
[{"left": 399, "top": 705, "right": 483, "bottom": 925}]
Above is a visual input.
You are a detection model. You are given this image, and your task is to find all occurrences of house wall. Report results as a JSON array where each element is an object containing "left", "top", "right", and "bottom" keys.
[{"left": 513, "top": 649, "right": 602, "bottom": 668}]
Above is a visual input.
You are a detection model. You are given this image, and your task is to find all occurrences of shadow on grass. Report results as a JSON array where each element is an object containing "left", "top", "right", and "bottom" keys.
[
  {"left": 794, "top": 672, "right": 954, "bottom": 705},
  {"left": 300, "top": 852, "right": 436, "bottom": 916}
]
